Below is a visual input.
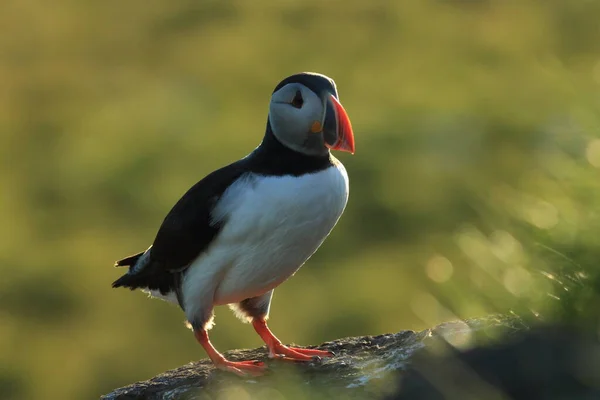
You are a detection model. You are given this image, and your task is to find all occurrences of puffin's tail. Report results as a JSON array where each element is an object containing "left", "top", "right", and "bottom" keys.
[
  {"left": 112, "top": 249, "right": 174, "bottom": 294},
  {"left": 112, "top": 273, "right": 148, "bottom": 290},
  {"left": 112, "top": 251, "right": 146, "bottom": 290},
  {"left": 114, "top": 251, "right": 144, "bottom": 267}
]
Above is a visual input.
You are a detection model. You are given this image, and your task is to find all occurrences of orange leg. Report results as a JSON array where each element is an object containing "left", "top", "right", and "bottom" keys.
[
  {"left": 252, "top": 318, "right": 334, "bottom": 361},
  {"left": 194, "top": 329, "right": 267, "bottom": 376}
]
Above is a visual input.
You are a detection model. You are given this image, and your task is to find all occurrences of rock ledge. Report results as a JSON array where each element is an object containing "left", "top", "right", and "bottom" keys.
[{"left": 101, "top": 316, "right": 524, "bottom": 400}]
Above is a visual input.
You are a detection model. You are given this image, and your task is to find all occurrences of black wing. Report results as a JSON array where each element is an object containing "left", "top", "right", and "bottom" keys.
[
  {"left": 150, "top": 160, "right": 249, "bottom": 270},
  {"left": 112, "top": 160, "right": 248, "bottom": 293}
]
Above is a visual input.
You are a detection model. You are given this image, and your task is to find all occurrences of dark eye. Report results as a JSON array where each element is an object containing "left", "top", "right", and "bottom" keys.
[{"left": 291, "top": 90, "right": 303, "bottom": 108}]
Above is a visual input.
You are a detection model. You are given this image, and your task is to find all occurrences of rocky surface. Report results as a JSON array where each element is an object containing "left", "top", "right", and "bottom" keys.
[
  {"left": 102, "top": 315, "right": 524, "bottom": 400},
  {"left": 386, "top": 323, "right": 600, "bottom": 400}
]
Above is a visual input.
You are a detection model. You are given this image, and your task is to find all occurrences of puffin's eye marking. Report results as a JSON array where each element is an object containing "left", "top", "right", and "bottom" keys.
[
  {"left": 310, "top": 120, "right": 322, "bottom": 133},
  {"left": 291, "top": 90, "right": 304, "bottom": 108}
]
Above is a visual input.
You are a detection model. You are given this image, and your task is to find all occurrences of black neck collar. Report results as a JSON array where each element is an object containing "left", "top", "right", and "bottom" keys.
[{"left": 246, "top": 121, "right": 333, "bottom": 177}]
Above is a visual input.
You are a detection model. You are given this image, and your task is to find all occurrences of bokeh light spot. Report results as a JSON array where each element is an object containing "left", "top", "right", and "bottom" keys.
[
  {"left": 218, "top": 386, "right": 252, "bottom": 400},
  {"left": 426, "top": 255, "right": 454, "bottom": 283},
  {"left": 455, "top": 226, "right": 490, "bottom": 265},
  {"left": 503, "top": 267, "right": 532, "bottom": 297},
  {"left": 525, "top": 200, "right": 558, "bottom": 229},
  {"left": 490, "top": 230, "right": 523, "bottom": 264},
  {"left": 585, "top": 139, "right": 600, "bottom": 168},
  {"left": 257, "top": 388, "right": 286, "bottom": 400},
  {"left": 440, "top": 320, "right": 473, "bottom": 350}
]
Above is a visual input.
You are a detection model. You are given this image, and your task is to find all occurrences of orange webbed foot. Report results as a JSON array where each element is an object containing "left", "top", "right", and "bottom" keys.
[
  {"left": 268, "top": 343, "right": 334, "bottom": 362},
  {"left": 252, "top": 318, "right": 335, "bottom": 363},
  {"left": 213, "top": 359, "right": 267, "bottom": 377}
]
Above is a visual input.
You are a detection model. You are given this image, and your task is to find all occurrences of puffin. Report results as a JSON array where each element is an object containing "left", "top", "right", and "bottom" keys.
[{"left": 112, "top": 72, "right": 355, "bottom": 376}]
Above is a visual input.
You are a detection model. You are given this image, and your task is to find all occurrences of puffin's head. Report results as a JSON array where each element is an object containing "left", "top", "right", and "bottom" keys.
[{"left": 268, "top": 72, "right": 355, "bottom": 157}]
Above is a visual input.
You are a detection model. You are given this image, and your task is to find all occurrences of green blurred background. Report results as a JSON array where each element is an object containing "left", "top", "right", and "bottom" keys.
[{"left": 2, "top": 1, "right": 600, "bottom": 399}]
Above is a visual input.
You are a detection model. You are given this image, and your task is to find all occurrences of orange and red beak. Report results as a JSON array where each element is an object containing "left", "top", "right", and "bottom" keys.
[{"left": 322, "top": 94, "right": 355, "bottom": 154}]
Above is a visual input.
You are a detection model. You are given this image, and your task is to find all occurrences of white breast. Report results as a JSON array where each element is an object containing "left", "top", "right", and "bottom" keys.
[{"left": 182, "top": 161, "right": 349, "bottom": 316}]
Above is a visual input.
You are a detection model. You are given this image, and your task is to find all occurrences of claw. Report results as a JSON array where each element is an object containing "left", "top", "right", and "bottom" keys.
[
  {"left": 252, "top": 318, "right": 335, "bottom": 362},
  {"left": 269, "top": 344, "right": 332, "bottom": 361},
  {"left": 214, "top": 359, "right": 267, "bottom": 377}
]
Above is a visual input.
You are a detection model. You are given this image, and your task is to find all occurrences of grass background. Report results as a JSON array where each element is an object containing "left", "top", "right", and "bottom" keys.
[{"left": 1, "top": 1, "right": 600, "bottom": 399}]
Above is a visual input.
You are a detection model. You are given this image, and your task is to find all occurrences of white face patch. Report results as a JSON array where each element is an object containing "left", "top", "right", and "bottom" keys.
[{"left": 269, "top": 83, "right": 327, "bottom": 156}]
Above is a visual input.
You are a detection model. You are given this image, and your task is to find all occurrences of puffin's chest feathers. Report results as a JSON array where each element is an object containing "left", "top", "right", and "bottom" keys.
[
  {"left": 213, "top": 162, "right": 348, "bottom": 248},
  {"left": 204, "top": 163, "right": 349, "bottom": 303}
]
